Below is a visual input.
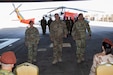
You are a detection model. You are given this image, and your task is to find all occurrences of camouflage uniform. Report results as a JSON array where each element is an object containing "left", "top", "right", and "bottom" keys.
[
  {"left": 0, "top": 70, "right": 14, "bottom": 75},
  {"left": 72, "top": 19, "right": 91, "bottom": 63},
  {"left": 25, "top": 27, "right": 40, "bottom": 63},
  {"left": 50, "top": 19, "right": 68, "bottom": 64}
]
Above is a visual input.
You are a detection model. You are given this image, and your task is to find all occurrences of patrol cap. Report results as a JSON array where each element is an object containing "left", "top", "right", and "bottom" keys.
[{"left": 0, "top": 51, "right": 16, "bottom": 64}]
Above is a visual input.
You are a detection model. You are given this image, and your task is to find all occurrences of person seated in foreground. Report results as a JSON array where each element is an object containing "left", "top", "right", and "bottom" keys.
[
  {"left": 89, "top": 38, "right": 113, "bottom": 75},
  {"left": 0, "top": 51, "right": 16, "bottom": 75}
]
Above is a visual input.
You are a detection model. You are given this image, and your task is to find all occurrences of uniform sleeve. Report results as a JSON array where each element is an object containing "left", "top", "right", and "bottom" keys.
[
  {"left": 85, "top": 21, "right": 91, "bottom": 36},
  {"left": 50, "top": 22, "right": 54, "bottom": 40},
  {"left": 71, "top": 22, "right": 80, "bottom": 40},
  {"left": 25, "top": 29, "right": 29, "bottom": 44},
  {"left": 34, "top": 28, "right": 40, "bottom": 44},
  {"left": 71, "top": 23, "right": 77, "bottom": 40}
]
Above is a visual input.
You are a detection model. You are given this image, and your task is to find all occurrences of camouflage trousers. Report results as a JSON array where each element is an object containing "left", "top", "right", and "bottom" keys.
[
  {"left": 53, "top": 39, "right": 63, "bottom": 60},
  {"left": 27, "top": 43, "right": 38, "bottom": 63},
  {"left": 75, "top": 39, "right": 86, "bottom": 59}
]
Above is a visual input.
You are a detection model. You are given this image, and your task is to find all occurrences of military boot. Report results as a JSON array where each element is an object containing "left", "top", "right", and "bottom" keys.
[
  {"left": 81, "top": 57, "right": 85, "bottom": 61},
  {"left": 80, "top": 54, "right": 85, "bottom": 62},
  {"left": 76, "top": 55, "right": 81, "bottom": 63},
  {"left": 33, "top": 59, "right": 36, "bottom": 62},
  {"left": 77, "top": 59, "right": 81, "bottom": 63},
  {"left": 52, "top": 58, "right": 58, "bottom": 64},
  {"left": 28, "top": 60, "right": 32, "bottom": 63},
  {"left": 28, "top": 56, "right": 33, "bottom": 63},
  {"left": 58, "top": 57, "right": 62, "bottom": 62}
]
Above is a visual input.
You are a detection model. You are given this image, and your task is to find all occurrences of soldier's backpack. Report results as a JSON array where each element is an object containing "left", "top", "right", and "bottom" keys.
[{"left": 14, "top": 62, "right": 39, "bottom": 75}]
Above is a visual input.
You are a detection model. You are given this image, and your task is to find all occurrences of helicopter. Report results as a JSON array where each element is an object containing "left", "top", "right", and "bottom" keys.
[
  {"left": 9, "top": 3, "right": 103, "bottom": 25},
  {"left": 10, "top": 4, "right": 35, "bottom": 24}
]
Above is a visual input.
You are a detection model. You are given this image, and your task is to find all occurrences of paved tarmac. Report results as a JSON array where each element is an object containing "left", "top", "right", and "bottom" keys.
[{"left": 0, "top": 24, "right": 113, "bottom": 75}]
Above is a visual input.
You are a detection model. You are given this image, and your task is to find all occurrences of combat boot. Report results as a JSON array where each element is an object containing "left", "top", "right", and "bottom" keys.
[
  {"left": 58, "top": 57, "right": 62, "bottom": 62},
  {"left": 33, "top": 59, "right": 36, "bottom": 62},
  {"left": 80, "top": 54, "right": 85, "bottom": 62},
  {"left": 52, "top": 58, "right": 58, "bottom": 64},
  {"left": 76, "top": 54, "right": 81, "bottom": 63},
  {"left": 77, "top": 59, "right": 81, "bottom": 63},
  {"left": 81, "top": 57, "right": 85, "bottom": 61},
  {"left": 28, "top": 60, "right": 32, "bottom": 63}
]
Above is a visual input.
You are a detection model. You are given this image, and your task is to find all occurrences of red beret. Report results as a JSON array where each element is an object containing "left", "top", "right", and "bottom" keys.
[
  {"left": 103, "top": 38, "right": 113, "bottom": 46},
  {"left": 0, "top": 51, "right": 16, "bottom": 64}
]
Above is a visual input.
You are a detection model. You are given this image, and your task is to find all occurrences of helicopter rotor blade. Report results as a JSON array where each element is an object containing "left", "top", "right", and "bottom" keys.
[
  {"left": 47, "top": 7, "right": 61, "bottom": 13},
  {"left": 47, "top": 6, "right": 88, "bottom": 14},
  {"left": 17, "top": 4, "right": 22, "bottom": 9},
  {"left": 83, "top": 9, "right": 104, "bottom": 13},
  {"left": 20, "top": 7, "right": 57, "bottom": 12},
  {"left": 19, "top": 6, "right": 89, "bottom": 13},
  {"left": 65, "top": 7, "right": 104, "bottom": 13},
  {"left": 9, "top": 4, "right": 16, "bottom": 15},
  {"left": 12, "top": 3, "right": 16, "bottom": 9},
  {"left": 64, "top": 7, "right": 88, "bottom": 12},
  {"left": 9, "top": 10, "right": 15, "bottom": 15},
  {"left": 9, "top": 4, "right": 22, "bottom": 15}
]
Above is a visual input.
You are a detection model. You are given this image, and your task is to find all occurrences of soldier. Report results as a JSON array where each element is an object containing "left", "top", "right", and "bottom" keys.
[
  {"left": 89, "top": 38, "right": 113, "bottom": 75},
  {"left": 47, "top": 17, "right": 53, "bottom": 32},
  {"left": 72, "top": 13, "right": 91, "bottom": 63},
  {"left": 50, "top": 13, "right": 68, "bottom": 64},
  {"left": 65, "top": 17, "right": 70, "bottom": 35},
  {"left": 0, "top": 51, "right": 16, "bottom": 75},
  {"left": 69, "top": 17, "right": 74, "bottom": 35},
  {"left": 25, "top": 21, "right": 40, "bottom": 63},
  {"left": 40, "top": 17, "right": 47, "bottom": 35}
]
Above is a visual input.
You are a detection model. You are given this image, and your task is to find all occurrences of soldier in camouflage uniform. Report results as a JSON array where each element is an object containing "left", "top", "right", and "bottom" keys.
[
  {"left": 0, "top": 51, "right": 16, "bottom": 75},
  {"left": 25, "top": 21, "right": 40, "bottom": 63},
  {"left": 50, "top": 13, "right": 68, "bottom": 64},
  {"left": 72, "top": 13, "right": 91, "bottom": 63}
]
